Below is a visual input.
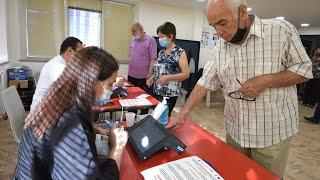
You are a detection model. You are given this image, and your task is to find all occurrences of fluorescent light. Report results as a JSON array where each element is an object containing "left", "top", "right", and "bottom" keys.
[
  {"left": 247, "top": 7, "right": 252, "bottom": 11},
  {"left": 275, "top": 16, "right": 285, "bottom": 20},
  {"left": 196, "top": 0, "right": 207, "bottom": 2},
  {"left": 301, "top": 23, "right": 310, "bottom": 27}
]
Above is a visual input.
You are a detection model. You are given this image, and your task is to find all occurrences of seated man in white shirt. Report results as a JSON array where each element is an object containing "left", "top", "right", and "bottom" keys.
[{"left": 30, "top": 37, "right": 84, "bottom": 111}]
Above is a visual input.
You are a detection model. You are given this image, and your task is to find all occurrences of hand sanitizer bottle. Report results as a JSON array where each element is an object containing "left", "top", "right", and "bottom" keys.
[{"left": 152, "top": 97, "right": 169, "bottom": 125}]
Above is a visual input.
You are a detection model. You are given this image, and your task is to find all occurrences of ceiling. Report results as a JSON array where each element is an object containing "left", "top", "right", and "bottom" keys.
[
  {"left": 247, "top": 0, "right": 320, "bottom": 28},
  {"left": 135, "top": 0, "right": 320, "bottom": 28},
  {"left": 143, "top": 0, "right": 207, "bottom": 8}
]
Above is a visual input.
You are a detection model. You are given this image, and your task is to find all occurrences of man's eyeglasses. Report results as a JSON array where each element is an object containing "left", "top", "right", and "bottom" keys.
[{"left": 228, "top": 79, "right": 256, "bottom": 101}]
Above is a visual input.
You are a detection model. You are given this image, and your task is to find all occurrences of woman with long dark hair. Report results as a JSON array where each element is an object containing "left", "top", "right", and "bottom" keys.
[{"left": 14, "top": 47, "right": 127, "bottom": 179}]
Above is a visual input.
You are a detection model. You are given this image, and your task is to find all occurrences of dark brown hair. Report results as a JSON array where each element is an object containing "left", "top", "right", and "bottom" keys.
[
  {"left": 157, "top": 22, "right": 176, "bottom": 42},
  {"left": 24, "top": 47, "right": 119, "bottom": 137},
  {"left": 60, "top": 37, "right": 83, "bottom": 54}
]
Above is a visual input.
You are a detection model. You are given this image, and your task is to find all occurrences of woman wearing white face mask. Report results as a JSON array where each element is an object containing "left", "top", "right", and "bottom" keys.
[{"left": 147, "top": 22, "right": 189, "bottom": 115}]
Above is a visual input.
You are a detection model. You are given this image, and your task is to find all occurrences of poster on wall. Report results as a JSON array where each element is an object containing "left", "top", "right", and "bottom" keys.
[
  {"left": 199, "top": 25, "right": 218, "bottom": 68},
  {"left": 200, "top": 26, "right": 219, "bottom": 49}
]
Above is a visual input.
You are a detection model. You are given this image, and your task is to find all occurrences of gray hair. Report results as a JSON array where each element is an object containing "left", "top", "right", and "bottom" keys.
[
  {"left": 208, "top": 0, "right": 247, "bottom": 14},
  {"left": 131, "top": 22, "right": 144, "bottom": 31}
]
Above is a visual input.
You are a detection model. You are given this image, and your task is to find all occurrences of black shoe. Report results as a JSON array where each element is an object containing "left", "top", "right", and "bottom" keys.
[{"left": 304, "top": 116, "right": 319, "bottom": 124}]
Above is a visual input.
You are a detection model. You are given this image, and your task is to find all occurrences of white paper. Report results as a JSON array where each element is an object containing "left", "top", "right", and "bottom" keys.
[
  {"left": 119, "top": 98, "right": 152, "bottom": 107},
  {"left": 135, "top": 94, "right": 150, "bottom": 99},
  {"left": 140, "top": 156, "right": 224, "bottom": 180}
]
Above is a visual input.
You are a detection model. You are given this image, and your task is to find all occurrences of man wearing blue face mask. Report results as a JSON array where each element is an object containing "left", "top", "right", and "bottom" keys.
[
  {"left": 128, "top": 23, "right": 157, "bottom": 93},
  {"left": 167, "top": 0, "right": 312, "bottom": 178}
]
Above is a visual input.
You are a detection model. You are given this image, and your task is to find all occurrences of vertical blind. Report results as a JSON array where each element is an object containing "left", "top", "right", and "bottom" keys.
[
  {"left": 104, "top": 2, "right": 133, "bottom": 63},
  {"left": 26, "top": 0, "right": 65, "bottom": 58}
]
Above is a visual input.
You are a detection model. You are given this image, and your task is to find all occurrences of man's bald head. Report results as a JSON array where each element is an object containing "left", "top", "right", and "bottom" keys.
[
  {"left": 208, "top": 0, "right": 247, "bottom": 14},
  {"left": 207, "top": 0, "right": 249, "bottom": 42},
  {"left": 131, "top": 22, "right": 144, "bottom": 31},
  {"left": 131, "top": 22, "right": 144, "bottom": 39}
]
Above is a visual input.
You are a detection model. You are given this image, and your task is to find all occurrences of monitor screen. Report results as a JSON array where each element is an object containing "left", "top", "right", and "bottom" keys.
[{"left": 130, "top": 120, "right": 166, "bottom": 153}]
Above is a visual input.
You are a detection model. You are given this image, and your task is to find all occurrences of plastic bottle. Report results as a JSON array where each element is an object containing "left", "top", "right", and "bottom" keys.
[
  {"left": 189, "top": 57, "right": 195, "bottom": 74},
  {"left": 95, "top": 134, "right": 109, "bottom": 156},
  {"left": 152, "top": 97, "right": 169, "bottom": 125}
]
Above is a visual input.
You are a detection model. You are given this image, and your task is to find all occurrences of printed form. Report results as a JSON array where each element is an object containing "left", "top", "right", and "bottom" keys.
[
  {"left": 119, "top": 98, "right": 152, "bottom": 107},
  {"left": 140, "top": 156, "right": 224, "bottom": 180}
]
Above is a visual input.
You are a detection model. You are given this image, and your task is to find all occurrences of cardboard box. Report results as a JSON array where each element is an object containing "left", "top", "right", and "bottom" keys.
[{"left": 9, "top": 80, "right": 29, "bottom": 89}]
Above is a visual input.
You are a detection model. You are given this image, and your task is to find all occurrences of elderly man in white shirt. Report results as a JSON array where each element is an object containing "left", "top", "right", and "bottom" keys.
[
  {"left": 167, "top": 0, "right": 312, "bottom": 178},
  {"left": 30, "top": 37, "right": 83, "bottom": 111}
]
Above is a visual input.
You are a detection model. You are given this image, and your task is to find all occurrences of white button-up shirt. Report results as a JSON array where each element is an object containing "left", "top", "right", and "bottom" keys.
[
  {"left": 30, "top": 55, "right": 66, "bottom": 111},
  {"left": 198, "top": 15, "right": 312, "bottom": 148}
]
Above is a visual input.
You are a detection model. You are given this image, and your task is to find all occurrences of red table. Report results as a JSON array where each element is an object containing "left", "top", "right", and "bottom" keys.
[
  {"left": 92, "top": 86, "right": 159, "bottom": 112},
  {"left": 120, "top": 119, "right": 280, "bottom": 180}
]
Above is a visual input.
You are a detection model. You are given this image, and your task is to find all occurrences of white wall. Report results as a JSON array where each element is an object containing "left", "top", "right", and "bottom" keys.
[
  {"left": 193, "top": 10, "right": 205, "bottom": 42},
  {"left": 298, "top": 27, "right": 320, "bottom": 35},
  {"left": 0, "top": 0, "right": 8, "bottom": 64},
  {"left": 118, "top": 64, "right": 129, "bottom": 77},
  {"left": 134, "top": 0, "right": 204, "bottom": 41},
  {"left": 199, "top": 12, "right": 213, "bottom": 69},
  {"left": 19, "top": 61, "right": 47, "bottom": 75},
  {"left": 0, "top": 63, "right": 10, "bottom": 89},
  {"left": 19, "top": 61, "right": 129, "bottom": 78}
]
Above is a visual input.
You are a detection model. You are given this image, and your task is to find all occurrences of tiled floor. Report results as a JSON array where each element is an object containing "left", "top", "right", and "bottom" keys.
[
  {"left": 0, "top": 120, "right": 18, "bottom": 179},
  {"left": 1, "top": 101, "right": 319, "bottom": 179}
]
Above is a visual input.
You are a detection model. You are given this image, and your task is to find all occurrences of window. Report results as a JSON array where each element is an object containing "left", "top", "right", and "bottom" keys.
[
  {"left": 26, "top": 0, "right": 65, "bottom": 59},
  {"left": 0, "top": 0, "right": 8, "bottom": 64},
  {"left": 68, "top": 8, "right": 101, "bottom": 47},
  {"left": 25, "top": 0, "right": 133, "bottom": 62}
]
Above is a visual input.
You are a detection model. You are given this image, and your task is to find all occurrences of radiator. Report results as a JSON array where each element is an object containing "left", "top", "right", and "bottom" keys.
[{"left": 0, "top": 71, "right": 6, "bottom": 117}]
